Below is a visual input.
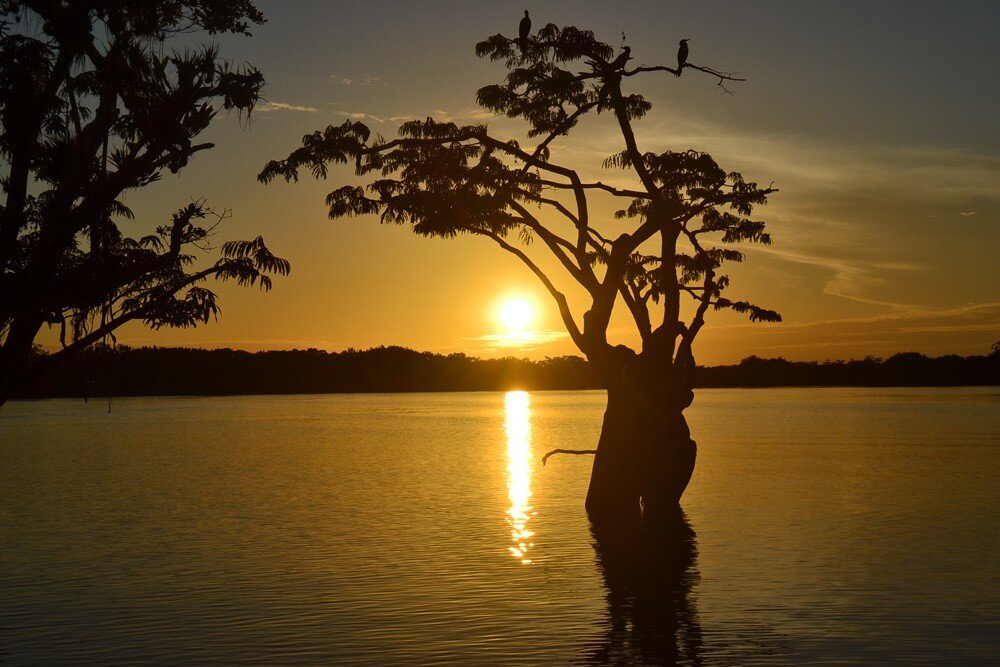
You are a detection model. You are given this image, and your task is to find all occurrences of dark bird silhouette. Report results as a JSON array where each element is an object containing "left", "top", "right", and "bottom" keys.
[
  {"left": 609, "top": 45, "right": 632, "bottom": 70},
  {"left": 518, "top": 10, "right": 530, "bottom": 52},
  {"left": 677, "top": 39, "right": 689, "bottom": 75}
]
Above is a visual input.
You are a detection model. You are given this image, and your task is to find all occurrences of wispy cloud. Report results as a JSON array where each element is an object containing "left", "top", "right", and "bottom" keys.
[
  {"left": 632, "top": 116, "right": 1000, "bottom": 201},
  {"left": 339, "top": 111, "right": 390, "bottom": 123},
  {"left": 752, "top": 244, "right": 923, "bottom": 310},
  {"left": 429, "top": 108, "right": 495, "bottom": 122},
  {"left": 616, "top": 116, "right": 1000, "bottom": 310},
  {"left": 466, "top": 329, "right": 569, "bottom": 351},
  {"left": 714, "top": 301, "right": 1000, "bottom": 332},
  {"left": 332, "top": 74, "right": 383, "bottom": 87},
  {"left": 694, "top": 301, "right": 1000, "bottom": 361},
  {"left": 336, "top": 107, "right": 496, "bottom": 127},
  {"left": 257, "top": 101, "right": 318, "bottom": 113},
  {"left": 272, "top": 102, "right": 999, "bottom": 323}
]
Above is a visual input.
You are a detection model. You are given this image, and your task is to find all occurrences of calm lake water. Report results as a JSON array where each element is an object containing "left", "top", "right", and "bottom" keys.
[{"left": 2, "top": 388, "right": 998, "bottom": 665}]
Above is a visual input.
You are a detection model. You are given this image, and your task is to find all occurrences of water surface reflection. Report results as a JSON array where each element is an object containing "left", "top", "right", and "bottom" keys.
[
  {"left": 3, "top": 390, "right": 992, "bottom": 663},
  {"left": 504, "top": 391, "right": 535, "bottom": 564},
  {"left": 585, "top": 511, "right": 702, "bottom": 665}
]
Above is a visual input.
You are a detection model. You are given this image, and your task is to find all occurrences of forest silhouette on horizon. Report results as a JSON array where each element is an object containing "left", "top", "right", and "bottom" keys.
[{"left": 15, "top": 343, "right": 999, "bottom": 400}]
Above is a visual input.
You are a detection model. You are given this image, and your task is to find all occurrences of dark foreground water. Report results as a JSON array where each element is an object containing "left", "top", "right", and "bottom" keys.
[{"left": 2, "top": 388, "right": 998, "bottom": 665}]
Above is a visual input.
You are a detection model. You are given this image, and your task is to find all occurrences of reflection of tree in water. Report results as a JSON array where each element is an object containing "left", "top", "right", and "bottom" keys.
[{"left": 584, "top": 509, "right": 702, "bottom": 665}]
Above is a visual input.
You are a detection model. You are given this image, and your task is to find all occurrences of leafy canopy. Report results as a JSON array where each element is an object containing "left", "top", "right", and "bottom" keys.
[
  {"left": 0, "top": 1, "right": 286, "bottom": 389},
  {"left": 261, "top": 19, "right": 778, "bottom": 369}
]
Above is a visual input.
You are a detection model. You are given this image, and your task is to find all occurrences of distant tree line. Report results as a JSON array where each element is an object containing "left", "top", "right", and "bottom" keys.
[
  {"left": 698, "top": 351, "right": 998, "bottom": 388},
  {"left": 12, "top": 344, "right": 999, "bottom": 400},
  {"left": 0, "top": 2, "right": 284, "bottom": 405}
]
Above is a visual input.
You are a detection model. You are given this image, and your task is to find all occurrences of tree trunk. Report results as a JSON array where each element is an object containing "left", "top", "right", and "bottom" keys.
[
  {"left": 0, "top": 314, "right": 44, "bottom": 406},
  {"left": 585, "top": 347, "right": 696, "bottom": 521}
]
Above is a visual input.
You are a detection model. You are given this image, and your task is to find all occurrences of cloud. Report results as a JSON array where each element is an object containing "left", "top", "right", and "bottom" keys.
[
  {"left": 339, "top": 111, "right": 388, "bottom": 123},
  {"left": 717, "top": 301, "right": 1000, "bottom": 332},
  {"left": 608, "top": 116, "right": 1000, "bottom": 310},
  {"left": 257, "top": 101, "right": 318, "bottom": 113},
  {"left": 753, "top": 244, "right": 922, "bottom": 310},
  {"left": 430, "top": 108, "right": 495, "bottom": 122},
  {"left": 332, "top": 74, "right": 382, "bottom": 87},
  {"left": 467, "top": 329, "right": 569, "bottom": 351},
  {"left": 629, "top": 116, "right": 1000, "bottom": 201},
  {"left": 265, "top": 101, "right": 999, "bottom": 325},
  {"left": 338, "top": 110, "right": 421, "bottom": 125},
  {"left": 335, "top": 107, "right": 497, "bottom": 128},
  {"left": 695, "top": 301, "right": 1000, "bottom": 361}
]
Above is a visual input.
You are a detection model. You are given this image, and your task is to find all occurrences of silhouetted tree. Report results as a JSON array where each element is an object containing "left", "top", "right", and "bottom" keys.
[
  {"left": 261, "top": 21, "right": 779, "bottom": 519},
  {"left": 0, "top": 1, "right": 288, "bottom": 404}
]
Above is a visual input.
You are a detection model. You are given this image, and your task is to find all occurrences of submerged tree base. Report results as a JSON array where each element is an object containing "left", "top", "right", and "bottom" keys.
[
  {"left": 582, "top": 347, "right": 698, "bottom": 519},
  {"left": 585, "top": 406, "right": 697, "bottom": 520}
]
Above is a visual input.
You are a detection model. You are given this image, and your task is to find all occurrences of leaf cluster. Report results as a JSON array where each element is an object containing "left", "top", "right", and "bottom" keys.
[
  {"left": 261, "top": 20, "right": 782, "bottom": 358},
  {"left": 604, "top": 148, "right": 778, "bottom": 324},
  {"left": 475, "top": 23, "right": 646, "bottom": 138},
  {"left": 1, "top": 1, "right": 280, "bottom": 361},
  {"left": 262, "top": 118, "right": 544, "bottom": 240}
]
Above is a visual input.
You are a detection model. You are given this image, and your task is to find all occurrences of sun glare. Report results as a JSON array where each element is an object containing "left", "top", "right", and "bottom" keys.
[
  {"left": 498, "top": 297, "right": 534, "bottom": 332},
  {"left": 504, "top": 390, "right": 534, "bottom": 565}
]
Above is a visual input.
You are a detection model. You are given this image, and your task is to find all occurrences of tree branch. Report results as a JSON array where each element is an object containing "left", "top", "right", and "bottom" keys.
[
  {"left": 508, "top": 202, "right": 597, "bottom": 289},
  {"left": 618, "top": 283, "right": 652, "bottom": 339},
  {"left": 22, "top": 263, "right": 230, "bottom": 383},
  {"left": 478, "top": 229, "right": 587, "bottom": 351},
  {"left": 535, "top": 178, "right": 650, "bottom": 199},
  {"left": 518, "top": 101, "right": 597, "bottom": 177},
  {"left": 541, "top": 448, "right": 597, "bottom": 465},
  {"left": 625, "top": 62, "right": 746, "bottom": 94},
  {"left": 607, "top": 81, "right": 661, "bottom": 201}
]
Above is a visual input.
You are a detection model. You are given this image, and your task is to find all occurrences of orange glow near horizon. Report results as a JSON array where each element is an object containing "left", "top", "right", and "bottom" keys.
[
  {"left": 492, "top": 295, "right": 549, "bottom": 349},
  {"left": 29, "top": 5, "right": 997, "bottom": 365}
]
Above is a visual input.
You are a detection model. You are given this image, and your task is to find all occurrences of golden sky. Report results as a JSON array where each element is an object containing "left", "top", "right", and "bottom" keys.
[{"left": 39, "top": 1, "right": 1000, "bottom": 364}]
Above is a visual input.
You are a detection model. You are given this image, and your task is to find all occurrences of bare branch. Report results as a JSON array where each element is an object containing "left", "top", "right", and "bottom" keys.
[
  {"left": 478, "top": 230, "right": 587, "bottom": 351},
  {"left": 618, "top": 283, "right": 652, "bottom": 339},
  {"left": 625, "top": 61, "right": 746, "bottom": 95},
  {"left": 23, "top": 263, "right": 229, "bottom": 383},
  {"left": 518, "top": 101, "right": 598, "bottom": 177},
  {"left": 508, "top": 202, "right": 598, "bottom": 289},
  {"left": 542, "top": 448, "right": 597, "bottom": 465},
  {"left": 536, "top": 178, "right": 651, "bottom": 199},
  {"left": 607, "top": 82, "right": 661, "bottom": 201}
]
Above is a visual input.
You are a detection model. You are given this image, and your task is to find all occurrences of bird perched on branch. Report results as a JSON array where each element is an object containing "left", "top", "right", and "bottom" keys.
[
  {"left": 677, "top": 39, "right": 689, "bottom": 75},
  {"left": 518, "top": 10, "right": 530, "bottom": 52},
  {"left": 609, "top": 45, "right": 631, "bottom": 70}
]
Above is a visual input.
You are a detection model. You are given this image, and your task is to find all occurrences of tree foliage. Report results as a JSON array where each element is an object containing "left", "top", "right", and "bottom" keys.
[
  {"left": 0, "top": 0, "right": 287, "bottom": 398},
  {"left": 262, "top": 20, "right": 778, "bottom": 384}
]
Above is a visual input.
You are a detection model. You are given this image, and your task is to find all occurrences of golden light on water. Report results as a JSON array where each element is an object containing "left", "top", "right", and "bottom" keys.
[{"left": 504, "top": 390, "right": 535, "bottom": 565}]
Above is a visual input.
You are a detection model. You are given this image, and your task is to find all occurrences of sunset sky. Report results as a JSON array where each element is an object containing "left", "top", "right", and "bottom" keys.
[{"left": 40, "top": 1, "right": 1000, "bottom": 364}]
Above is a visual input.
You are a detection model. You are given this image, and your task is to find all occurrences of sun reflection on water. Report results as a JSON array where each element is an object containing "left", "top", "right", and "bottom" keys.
[{"left": 504, "top": 390, "right": 535, "bottom": 565}]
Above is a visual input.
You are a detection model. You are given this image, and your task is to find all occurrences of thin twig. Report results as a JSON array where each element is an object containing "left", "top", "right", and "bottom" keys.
[{"left": 541, "top": 448, "right": 597, "bottom": 465}]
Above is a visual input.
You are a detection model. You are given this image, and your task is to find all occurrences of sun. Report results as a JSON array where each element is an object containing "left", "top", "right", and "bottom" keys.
[{"left": 498, "top": 297, "right": 534, "bottom": 332}]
